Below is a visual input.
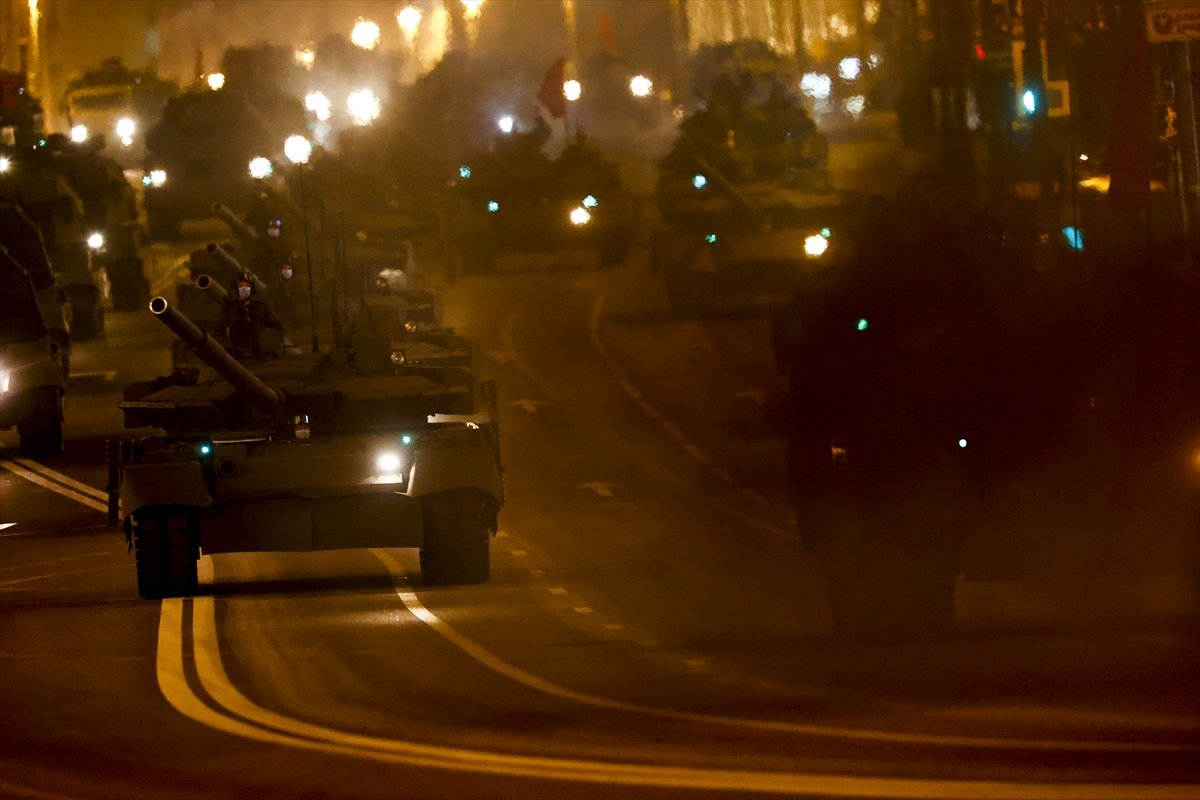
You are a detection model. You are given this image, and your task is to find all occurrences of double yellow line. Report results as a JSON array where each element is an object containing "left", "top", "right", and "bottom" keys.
[{"left": 6, "top": 454, "right": 1198, "bottom": 796}]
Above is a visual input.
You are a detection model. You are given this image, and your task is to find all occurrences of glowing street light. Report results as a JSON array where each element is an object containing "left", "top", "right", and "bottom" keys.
[
  {"left": 799, "top": 72, "right": 832, "bottom": 100},
  {"left": 0, "top": 156, "right": 10, "bottom": 173},
  {"left": 115, "top": 117, "right": 136, "bottom": 140},
  {"left": 497, "top": 115, "right": 514, "bottom": 134},
  {"left": 148, "top": 169, "right": 167, "bottom": 187},
  {"left": 803, "top": 234, "right": 829, "bottom": 257},
  {"left": 563, "top": 79, "right": 582, "bottom": 102},
  {"left": 69, "top": 124, "right": 88, "bottom": 143},
  {"left": 461, "top": 0, "right": 484, "bottom": 20},
  {"left": 295, "top": 46, "right": 315, "bottom": 69},
  {"left": 284, "top": 135, "right": 312, "bottom": 165},
  {"left": 206, "top": 72, "right": 225, "bottom": 91},
  {"left": 86, "top": 232, "right": 104, "bottom": 250},
  {"left": 347, "top": 88, "right": 382, "bottom": 126},
  {"left": 397, "top": 5, "right": 421, "bottom": 42},
  {"left": 838, "top": 57, "right": 862, "bottom": 82},
  {"left": 248, "top": 157, "right": 273, "bottom": 179},
  {"left": 351, "top": 17, "right": 381, "bottom": 50},
  {"left": 569, "top": 206, "right": 591, "bottom": 226},
  {"left": 629, "top": 74, "right": 653, "bottom": 98},
  {"left": 305, "top": 91, "right": 332, "bottom": 122}
]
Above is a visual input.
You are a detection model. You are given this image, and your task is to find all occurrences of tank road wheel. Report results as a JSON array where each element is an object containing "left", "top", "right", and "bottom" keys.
[
  {"left": 17, "top": 387, "right": 64, "bottom": 458},
  {"left": 132, "top": 506, "right": 200, "bottom": 600},
  {"left": 420, "top": 490, "right": 494, "bottom": 585}
]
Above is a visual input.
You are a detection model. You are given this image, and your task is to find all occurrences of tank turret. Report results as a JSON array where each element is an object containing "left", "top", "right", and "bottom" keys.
[{"left": 149, "top": 296, "right": 281, "bottom": 416}]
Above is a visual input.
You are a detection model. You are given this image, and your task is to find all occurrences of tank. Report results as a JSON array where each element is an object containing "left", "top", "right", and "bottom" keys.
[
  {"left": 439, "top": 133, "right": 636, "bottom": 274},
  {"left": 0, "top": 248, "right": 68, "bottom": 456},
  {"left": 110, "top": 298, "right": 503, "bottom": 599}
]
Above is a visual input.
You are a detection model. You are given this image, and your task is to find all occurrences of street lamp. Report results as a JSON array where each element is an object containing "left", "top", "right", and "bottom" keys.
[
  {"left": 497, "top": 115, "right": 514, "bottom": 134},
  {"left": 563, "top": 79, "right": 582, "bottom": 102},
  {"left": 397, "top": 6, "right": 421, "bottom": 43},
  {"left": 461, "top": 0, "right": 484, "bottom": 20},
  {"left": 346, "top": 88, "right": 382, "bottom": 126},
  {"left": 206, "top": 72, "right": 225, "bottom": 91},
  {"left": 70, "top": 124, "right": 88, "bottom": 143},
  {"left": 351, "top": 18, "right": 381, "bottom": 50},
  {"left": 248, "top": 157, "right": 273, "bottom": 180},
  {"left": 285, "top": 135, "right": 318, "bottom": 351},
  {"left": 305, "top": 91, "right": 331, "bottom": 122},
  {"left": 629, "top": 75, "right": 653, "bottom": 98}
]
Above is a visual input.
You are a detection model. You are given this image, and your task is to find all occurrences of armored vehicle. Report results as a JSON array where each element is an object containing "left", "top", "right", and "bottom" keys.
[
  {"left": 440, "top": 133, "right": 636, "bottom": 274},
  {"left": 143, "top": 88, "right": 305, "bottom": 239},
  {"left": 3, "top": 164, "right": 107, "bottom": 339},
  {"left": 0, "top": 248, "right": 67, "bottom": 456},
  {"left": 110, "top": 298, "right": 503, "bottom": 599},
  {"left": 46, "top": 141, "right": 150, "bottom": 311}
]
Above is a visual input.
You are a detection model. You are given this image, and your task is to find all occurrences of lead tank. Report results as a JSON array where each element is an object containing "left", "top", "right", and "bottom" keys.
[{"left": 109, "top": 298, "right": 503, "bottom": 599}]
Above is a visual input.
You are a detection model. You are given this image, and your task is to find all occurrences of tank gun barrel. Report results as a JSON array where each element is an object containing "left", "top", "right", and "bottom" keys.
[
  {"left": 206, "top": 243, "right": 268, "bottom": 292},
  {"left": 212, "top": 203, "right": 260, "bottom": 243},
  {"left": 149, "top": 296, "right": 282, "bottom": 416},
  {"left": 694, "top": 157, "right": 756, "bottom": 217},
  {"left": 195, "top": 274, "right": 227, "bottom": 302}
]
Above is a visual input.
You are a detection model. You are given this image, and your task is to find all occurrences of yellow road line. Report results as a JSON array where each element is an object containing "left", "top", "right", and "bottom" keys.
[
  {"left": 0, "top": 459, "right": 106, "bottom": 514},
  {"left": 12, "top": 457, "right": 107, "bottom": 501},
  {"left": 369, "top": 550, "right": 1198, "bottom": 756},
  {"left": 160, "top": 591, "right": 1198, "bottom": 798}
]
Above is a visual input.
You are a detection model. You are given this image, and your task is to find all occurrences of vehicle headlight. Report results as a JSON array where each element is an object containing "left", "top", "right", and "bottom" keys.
[
  {"left": 0, "top": 367, "right": 10, "bottom": 393},
  {"left": 371, "top": 450, "right": 405, "bottom": 485},
  {"left": 116, "top": 117, "right": 136, "bottom": 139},
  {"left": 803, "top": 234, "right": 829, "bottom": 258},
  {"left": 87, "top": 232, "right": 105, "bottom": 250},
  {"left": 390, "top": 349, "right": 406, "bottom": 365},
  {"left": 569, "top": 207, "right": 591, "bottom": 226},
  {"left": 148, "top": 169, "right": 167, "bottom": 188}
]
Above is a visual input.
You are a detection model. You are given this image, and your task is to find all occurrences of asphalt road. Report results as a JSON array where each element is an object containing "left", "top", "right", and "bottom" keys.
[{"left": 1, "top": 236, "right": 1198, "bottom": 800}]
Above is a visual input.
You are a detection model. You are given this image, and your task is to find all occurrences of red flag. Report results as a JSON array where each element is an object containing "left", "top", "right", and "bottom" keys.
[
  {"left": 597, "top": 11, "right": 615, "bottom": 53},
  {"left": 537, "top": 57, "right": 567, "bottom": 119},
  {"left": 1107, "top": 30, "right": 1151, "bottom": 213}
]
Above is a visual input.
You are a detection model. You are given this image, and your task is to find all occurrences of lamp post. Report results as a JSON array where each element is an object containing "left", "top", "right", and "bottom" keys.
[{"left": 284, "top": 135, "right": 319, "bottom": 352}]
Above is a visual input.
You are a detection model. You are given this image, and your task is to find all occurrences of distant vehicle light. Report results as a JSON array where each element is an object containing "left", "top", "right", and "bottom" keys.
[
  {"left": 295, "top": 47, "right": 316, "bottom": 69},
  {"left": 390, "top": 350, "right": 406, "bottom": 365},
  {"left": 692, "top": 174, "right": 707, "bottom": 190},
  {"left": 843, "top": 95, "right": 867, "bottom": 117},
  {"left": 248, "top": 157, "right": 273, "bottom": 179},
  {"left": 206, "top": 72, "right": 225, "bottom": 91},
  {"left": 401, "top": 434, "right": 413, "bottom": 446},
  {"left": 569, "top": 207, "right": 591, "bottom": 226},
  {"left": 86, "top": 232, "right": 105, "bottom": 250},
  {"left": 1078, "top": 153, "right": 1089, "bottom": 162},
  {"left": 0, "top": 156, "right": 11, "bottom": 173},
  {"left": 1021, "top": 89, "right": 1037, "bottom": 115},
  {"left": 804, "top": 234, "right": 829, "bottom": 257},
  {"left": 821, "top": 227, "right": 832, "bottom": 238},
  {"left": 629, "top": 74, "right": 653, "bottom": 97},
  {"left": 1061, "top": 226, "right": 1084, "bottom": 251},
  {"left": 305, "top": 91, "right": 332, "bottom": 122},
  {"left": 459, "top": 165, "right": 472, "bottom": 179},
  {"left": 563, "top": 79, "right": 582, "bottom": 102},
  {"left": 70, "top": 124, "right": 88, "bottom": 143},
  {"left": 284, "top": 135, "right": 312, "bottom": 165},
  {"left": 149, "top": 169, "right": 167, "bottom": 187},
  {"left": 120, "top": 136, "right": 134, "bottom": 147},
  {"left": 487, "top": 199, "right": 499, "bottom": 213},
  {"left": 1, "top": 368, "right": 11, "bottom": 393},
  {"left": 376, "top": 451, "right": 402, "bottom": 473},
  {"left": 199, "top": 443, "right": 212, "bottom": 456},
  {"left": 497, "top": 115, "right": 514, "bottom": 134},
  {"left": 799, "top": 72, "right": 832, "bottom": 100},
  {"left": 838, "top": 57, "right": 862, "bottom": 82},
  {"left": 115, "top": 117, "right": 136, "bottom": 139},
  {"left": 347, "top": 88, "right": 382, "bottom": 126},
  {"left": 856, "top": 317, "right": 869, "bottom": 332},
  {"left": 581, "top": 194, "right": 598, "bottom": 209},
  {"left": 958, "top": 438, "right": 968, "bottom": 449},
  {"left": 705, "top": 233, "right": 717, "bottom": 244}
]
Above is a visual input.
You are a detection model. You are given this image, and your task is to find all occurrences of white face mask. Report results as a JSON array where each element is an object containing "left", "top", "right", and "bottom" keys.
[
  {"left": 280, "top": 267, "right": 294, "bottom": 280},
  {"left": 237, "top": 285, "right": 252, "bottom": 300}
]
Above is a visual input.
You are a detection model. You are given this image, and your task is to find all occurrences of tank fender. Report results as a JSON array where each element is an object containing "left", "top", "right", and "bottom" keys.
[
  {"left": 407, "top": 446, "right": 502, "bottom": 506},
  {"left": 119, "top": 460, "right": 213, "bottom": 519}
]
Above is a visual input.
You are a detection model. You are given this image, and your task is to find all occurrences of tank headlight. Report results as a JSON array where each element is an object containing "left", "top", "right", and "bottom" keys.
[
  {"left": 87, "top": 232, "right": 105, "bottom": 250},
  {"left": 198, "top": 443, "right": 212, "bottom": 456},
  {"left": 390, "top": 349, "right": 407, "bottom": 365},
  {"left": 70, "top": 125, "right": 89, "bottom": 143},
  {"left": 376, "top": 452, "right": 401, "bottom": 473},
  {"left": 401, "top": 434, "right": 413, "bottom": 446},
  {"left": 569, "top": 207, "right": 591, "bottom": 226},
  {"left": 149, "top": 169, "right": 167, "bottom": 188},
  {"left": 803, "top": 234, "right": 829, "bottom": 257},
  {"left": 0, "top": 367, "right": 10, "bottom": 393}
]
